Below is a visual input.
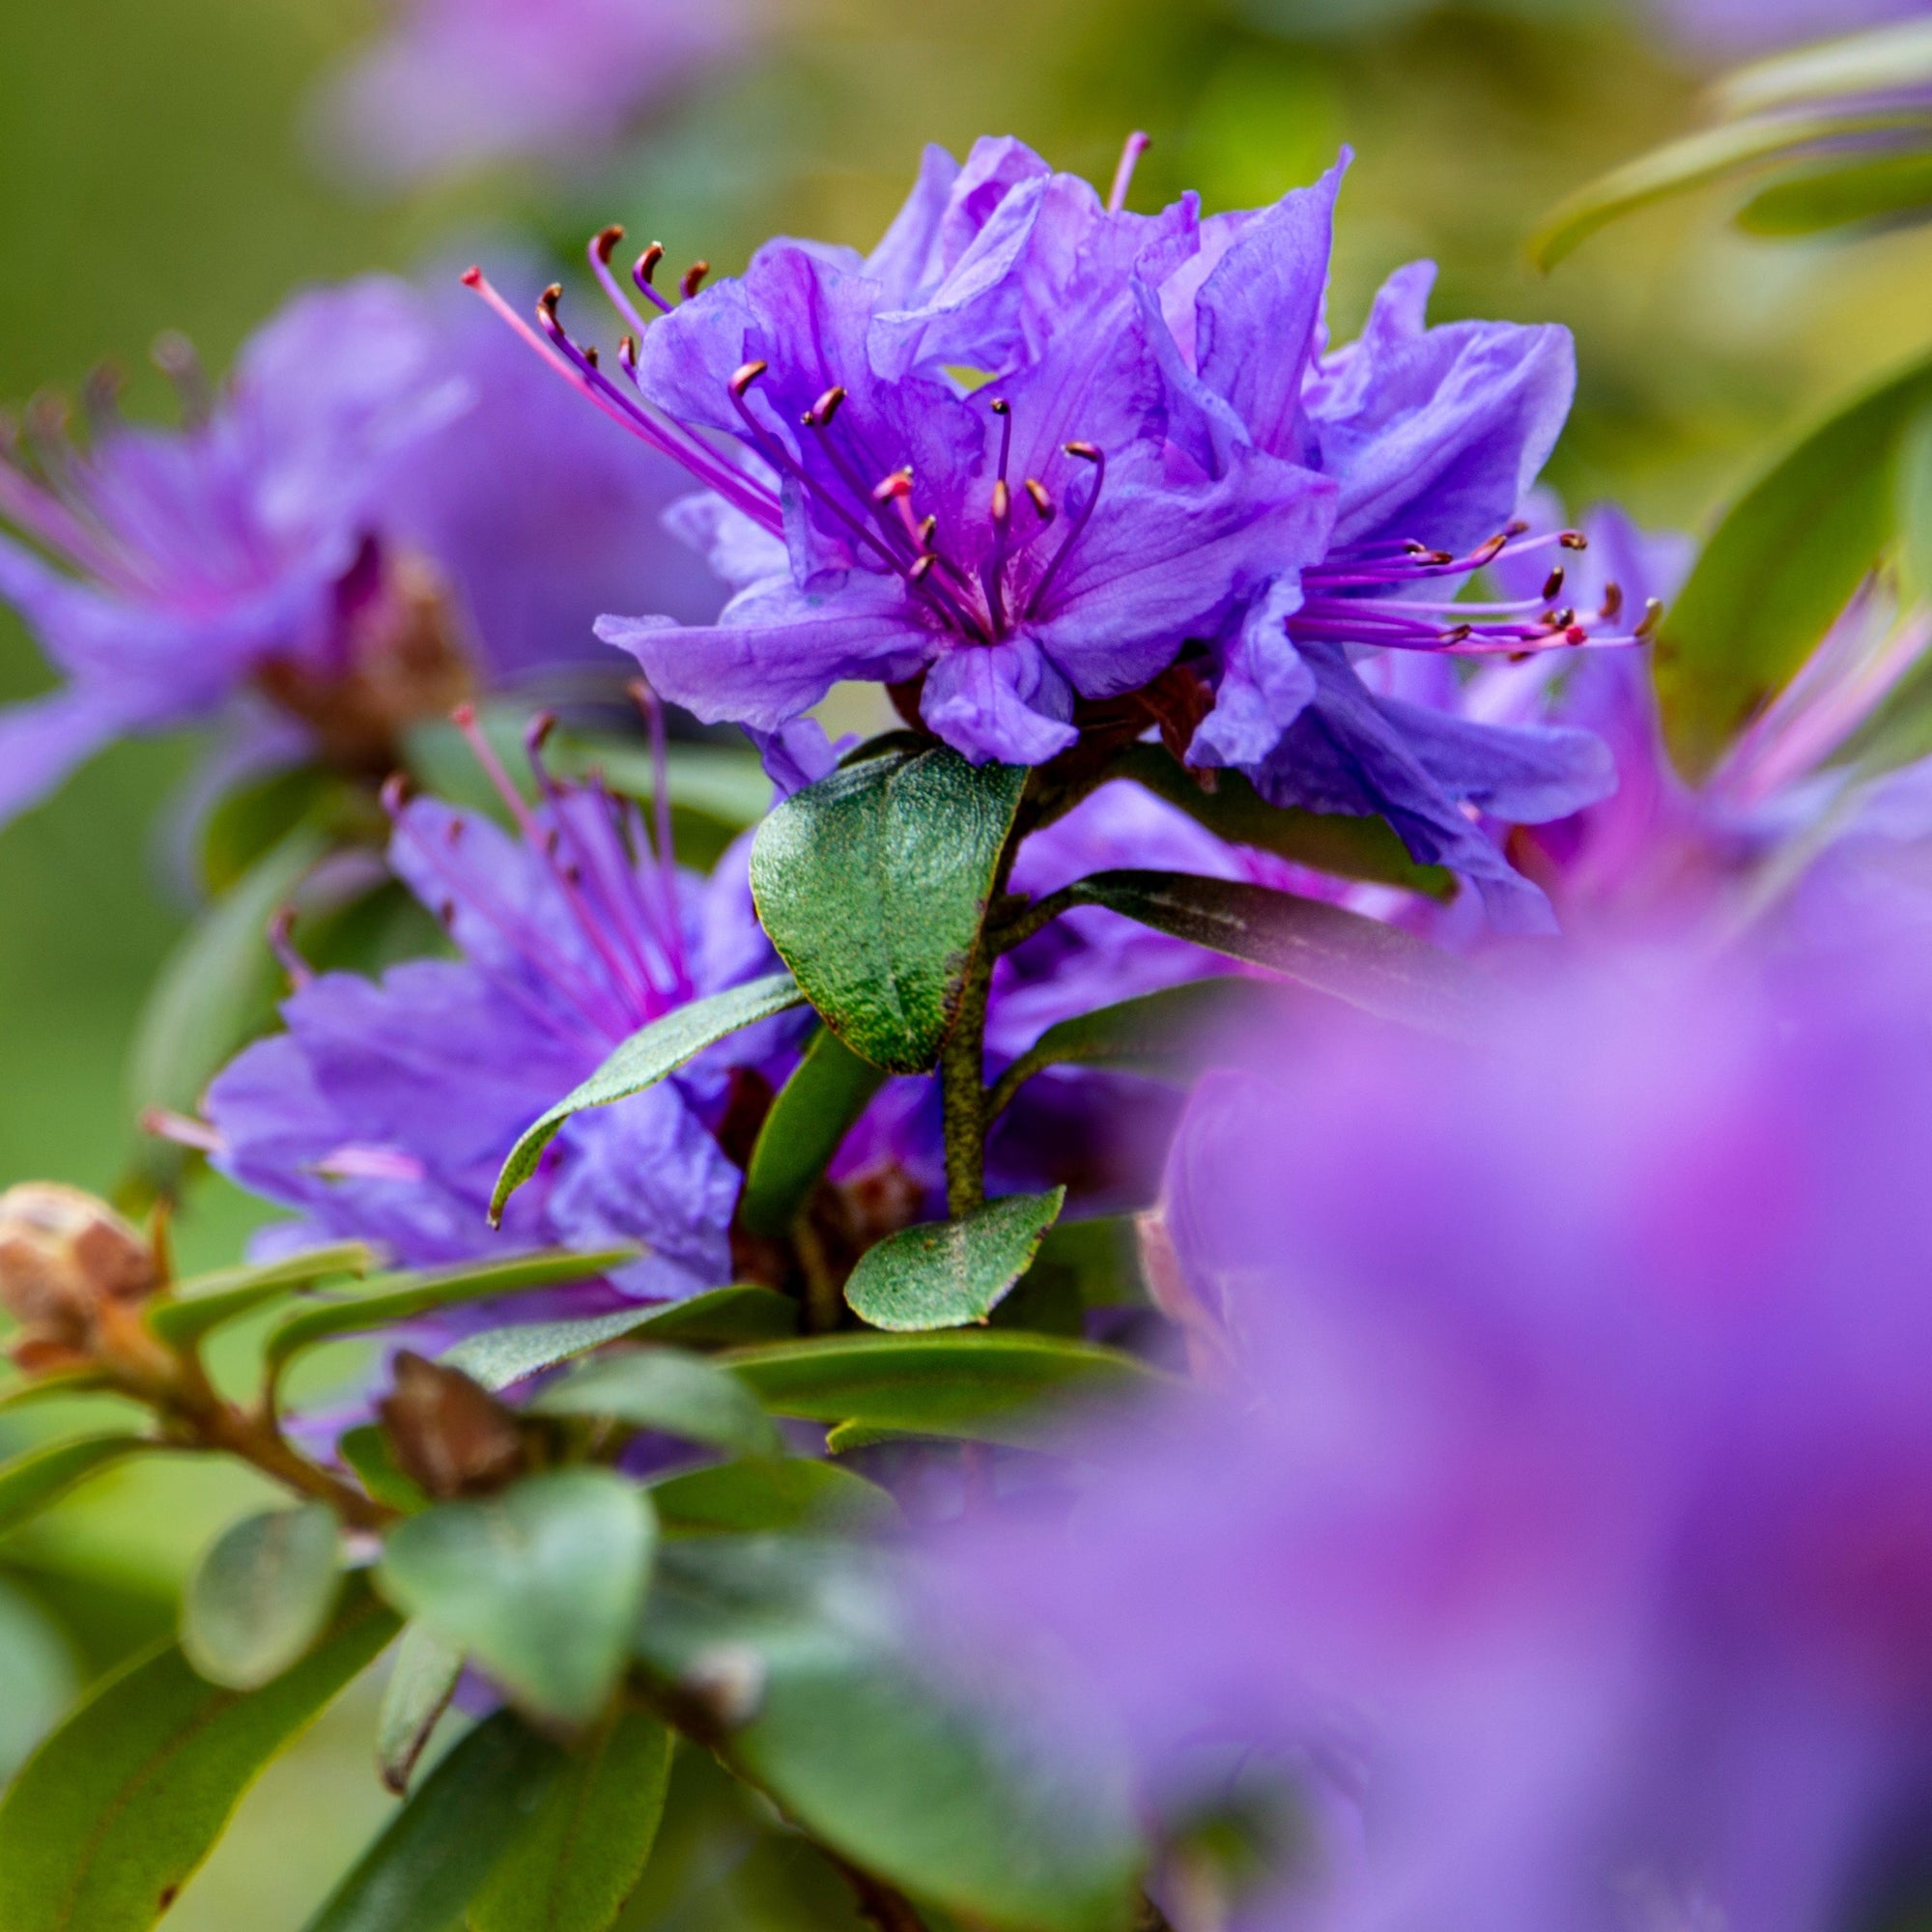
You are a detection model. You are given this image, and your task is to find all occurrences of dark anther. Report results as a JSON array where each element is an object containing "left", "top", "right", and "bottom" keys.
[
  {"left": 619, "top": 334, "right": 638, "bottom": 370},
  {"left": 1470, "top": 532, "right": 1510, "bottom": 568},
  {"left": 593, "top": 224, "right": 625, "bottom": 264},
  {"left": 1559, "top": 529, "right": 1589, "bottom": 552},
  {"left": 909, "top": 554, "right": 936, "bottom": 583},
  {"left": 1064, "top": 440, "right": 1102, "bottom": 462},
  {"left": 1505, "top": 520, "right": 1531, "bottom": 538},
  {"left": 728, "top": 360, "right": 769, "bottom": 399},
  {"left": 633, "top": 243, "right": 666, "bottom": 290},
  {"left": 380, "top": 772, "right": 412, "bottom": 815},
  {"left": 918, "top": 514, "right": 937, "bottom": 548},
  {"left": 989, "top": 397, "right": 1010, "bottom": 416},
  {"left": 871, "top": 469, "right": 913, "bottom": 504},
  {"left": 806, "top": 384, "right": 846, "bottom": 427},
  {"left": 1543, "top": 566, "right": 1566, "bottom": 602},
  {"left": 1550, "top": 609, "right": 1577, "bottom": 630},
  {"left": 1601, "top": 582, "right": 1625, "bottom": 622},
  {"left": 1636, "top": 598, "right": 1664, "bottom": 639},
  {"left": 538, "top": 284, "right": 563, "bottom": 324},
  {"left": 679, "top": 261, "right": 710, "bottom": 300},
  {"left": 1024, "top": 478, "right": 1055, "bottom": 523},
  {"left": 1445, "top": 623, "right": 1474, "bottom": 644},
  {"left": 583, "top": 345, "right": 599, "bottom": 369},
  {"left": 991, "top": 479, "right": 1011, "bottom": 526}
]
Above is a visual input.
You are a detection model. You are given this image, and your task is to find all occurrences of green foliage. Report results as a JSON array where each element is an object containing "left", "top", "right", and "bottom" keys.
[
  {"left": 844, "top": 1190, "right": 1067, "bottom": 1331},
  {"left": 533, "top": 1348, "right": 786, "bottom": 1458},
  {"left": 304, "top": 1710, "right": 561, "bottom": 1932},
  {"left": 724, "top": 1330, "right": 1163, "bottom": 1448},
  {"left": 490, "top": 976, "right": 806, "bottom": 1218},
  {"left": 749, "top": 746, "right": 1029, "bottom": 1074},
  {"left": 649, "top": 1458, "right": 898, "bottom": 1537},
  {"left": 442, "top": 1287, "right": 799, "bottom": 1393},
  {"left": 375, "top": 1623, "right": 464, "bottom": 1795},
  {"left": 1064, "top": 869, "right": 1491, "bottom": 1036},
  {"left": 636, "top": 1538, "right": 1144, "bottom": 1932},
  {"left": 181, "top": 1505, "right": 341, "bottom": 1691},
  {"left": 376, "top": 1470, "right": 656, "bottom": 1728},
  {"left": 0, "top": 1583, "right": 398, "bottom": 1932},
  {"left": 741, "top": 1026, "right": 889, "bottom": 1237},
  {"left": 338, "top": 1427, "right": 431, "bottom": 1515},
  {"left": 0, "top": 1435, "right": 155, "bottom": 1537},
  {"left": 147, "top": 1241, "right": 379, "bottom": 1349},
  {"left": 469, "top": 1704, "right": 673, "bottom": 1932}
]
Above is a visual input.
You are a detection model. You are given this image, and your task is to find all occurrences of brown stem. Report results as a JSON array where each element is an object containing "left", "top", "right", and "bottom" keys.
[
  {"left": 939, "top": 952, "right": 993, "bottom": 1218},
  {"left": 824, "top": 1851, "right": 933, "bottom": 1932}
]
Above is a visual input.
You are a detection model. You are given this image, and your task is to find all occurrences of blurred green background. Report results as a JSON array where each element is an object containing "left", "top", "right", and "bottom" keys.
[{"left": 4, "top": 0, "right": 1932, "bottom": 1920}]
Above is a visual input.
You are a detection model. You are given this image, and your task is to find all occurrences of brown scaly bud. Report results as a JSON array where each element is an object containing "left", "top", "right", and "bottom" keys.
[
  {"left": 377, "top": 1352, "right": 528, "bottom": 1499},
  {"left": 0, "top": 1182, "right": 159, "bottom": 1373}
]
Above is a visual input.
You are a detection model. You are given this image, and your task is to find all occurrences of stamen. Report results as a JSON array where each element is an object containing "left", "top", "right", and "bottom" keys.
[
  {"left": 631, "top": 243, "right": 673, "bottom": 317},
  {"left": 804, "top": 385, "right": 846, "bottom": 427},
  {"left": 588, "top": 223, "right": 658, "bottom": 337},
  {"left": 1024, "top": 478, "right": 1055, "bottom": 524},
  {"left": 679, "top": 261, "right": 710, "bottom": 301},
  {"left": 1601, "top": 582, "right": 1625, "bottom": 622},
  {"left": 452, "top": 702, "right": 536, "bottom": 837},
  {"left": 1542, "top": 566, "right": 1566, "bottom": 602},
  {"left": 141, "top": 1108, "right": 224, "bottom": 1155},
  {"left": 1636, "top": 599, "right": 1664, "bottom": 639},
  {"left": 1025, "top": 442, "right": 1106, "bottom": 620},
  {"left": 267, "top": 907, "right": 312, "bottom": 990},
  {"left": 1108, "top": 130, "right": 1151, "bottom": 214},
  {"left": 627, "top": 679, "right": 681, "bottom": 965},
  {"left": 1559, "top": 530, "right": 1589, "bottom": 551},
  {"left": 151, "top": 330, "right": 212, "bottom": 428}
]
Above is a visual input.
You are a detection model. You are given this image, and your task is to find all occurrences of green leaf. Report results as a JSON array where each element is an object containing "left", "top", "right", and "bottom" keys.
[
  {"left": 0, "top": 1371, "right": 115, "bottom": 1414},
  {"left": 0, "top": 1582, "right": 398, "bottom": 1932},
  {"left": 550, "top": 733, "right": 775, "bottom": 862},
  {"left": 181, "top": 1505, "right": 341, "bottom": 1691},
  {"left": 305, "top": 1710, "right": 561, "bottom": 1932},
  {"left": 264, "top": 1247, "right": 639, "bottom": 1383},
  {"left": 376, "top": 1623, "right": 464, "bottom": 1794},
  {"left": 376, "top": 1470, "right": 656, "bottom": 1728},
  {"left": 1528, "top": 108, "right": 1928, "bottom": 270},
  {"left": 532, "top": 1348, "right": 784, "bottom": 1457},
  {"left": 338, "top": 1426, "right": 430, "bottom": 1515},
  {"left": 740, "top": 1026, "right": 889, "bottom": 1237},
  {"left": 147, "top": 1241, "right": 379, "bottom": 1349},
  {"left": 1107, "top": 744, "right": 1455, "bottom": 897},
  {"left": 1716, "top": 20, "right": 1932, "bottom": 119},
  {"left": 490, "top": 975, "right": 806, "bottom": 1220},
  {"left": 0, "top": 1435, "right": 154, "bottom": 1537},
  {"left": 724, "top": 1331, "right": 1162, "bottom": 1449},
  {"left": 198, "top": 763, "right": 337, "bottom": 895},
  {"left": 1736, "top": 147, "right": 1932, "bottom": 238},
  {"left": 125, "top": 827, "right": 327, "bottom": 1130},
  {"left": 844, "top": 1190, "right": 1066, "bottom": 1332},
  {"left": 636, "top": 1540, "right": 1141, "bottom": 1932},
  {"left": 1655, "top": 348, "right": 1932, "bottom": 777},
  {"left": 749, "top": 745, "right": 1029, "bottom": 1074},
  {"left": 649, "top": 1457, "right": 898, "bottom": 1537},
  {"left": 1063, "top": 870, "right": 1490, "bottom": 1037},
  {"left": 440, "top": 1286, "right": 798, "bottom": 1393},
  {"left": 0, "top": 1579, "right": 78, "bottom": 1782},
  {"left": 469, "top": 1705, "right": 673, "bottom": 1932}
]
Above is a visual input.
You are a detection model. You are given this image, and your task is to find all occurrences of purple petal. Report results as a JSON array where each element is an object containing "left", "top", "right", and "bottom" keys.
[{"left": 919, "top": 639, "right": 1077, "bottom": 765}]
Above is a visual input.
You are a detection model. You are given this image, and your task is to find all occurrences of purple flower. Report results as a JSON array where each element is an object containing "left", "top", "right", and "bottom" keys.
[
  {"left": 197, "top": 714, "right": 779, "bottom": 1308},
  {"left": 933, "top": 942, "right": 1932, "bottom": 1930},
  {"left": 0, "top": 272, "right": 727, "bottom": 830},
  {"left": 308, "top": 0, "right": 758, "bottom": 187},
  {"left": 473, "top": 138, "right": 1622, "bottom": 924},
  {"left": 1654, "top": 0, "right": 1931, "bottom": 56}
]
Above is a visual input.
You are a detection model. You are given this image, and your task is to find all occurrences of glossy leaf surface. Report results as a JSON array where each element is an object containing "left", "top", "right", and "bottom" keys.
[
  {"left": 181, "top": 1505, "right": 341, "bottom": 1691},
  {"left": 375, "top": 1623, "right": 464, "bottom": 1794},
  {"left": 740, "top": 1025, "right": 888, "bottom": 1236},
  {"left": 650, "top": 1457, "right": 897, "bottom": 1537},
  {"left": 148, "top": 1242, "right": 378, "bottom": 1349},
  {"left": 0, "top": 1435, "right": 154, "bottom": 1537},
  {"left": 844, "top": 1190, "right": 1066, "bottom": 1332},
  {"left": 532, "top": 1348, "right": 784, "bottom": 1457}
]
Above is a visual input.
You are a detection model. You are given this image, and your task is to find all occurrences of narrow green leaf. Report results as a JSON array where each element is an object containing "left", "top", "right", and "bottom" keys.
[
  {"left": 491, "top": 975, "right": 806, "bottom": 1219},
  {"left": 264, "top": 1247, "right": 639, "bottom": 1380},
  {"left": 440, "top": 1286, "right": 798, "bottom": 1393},
  {"left": 376, "top": 1623, "right": 465, "bottom": 1794},
  {"left": 1108, "top": 743, "right": 1454, "bottom": 896},
  {"left": 1529, "top": 109, "right": 1926, "bottom": 270},
  {"left": 650, "top": 1457, "right": 898, "bottom": 1536},
  {"left": 0, "top": 1582, "right": 398, "bottom": 1932},
  {"left": 181, "top": 1505, "right": 341, "bottom": 1691},
  {"left": 740, "top": 1026, "right": 889, "bottom": 1236},
  {"left": 377, "top": 1470, "right": 655, "bottom": 1728},
  {"left": 305, "top": 1710, "right": 561, "bottom": 1932},
  {"left": 845, "top": 1190, "right": 1066, "bottom": 1332},
  {"left": 1737, "top": 147, "right": 1932, "bottom": 237},
  {"left": 469, "top": 1705, "right": 673, "bottom": 1932},
  {"left": 1716, "top": 20, "right": 1932, "bottom": 119},
  {"left": 1655, "top": 348, "right": 1932, "bottom": 776},
  {"left": 0, "top": 1371, "right": 115, "bottom": 1413},
  {"left": 724, "top": 1331, "right": 1163, "bottom": 1449},
  {"left": 338, "top": 1426, "right": 430, "bottom": 1515},
  {"left": 749, "top": 746, "right": 1029, "bottom": 1074},
  {"left": 0, "top": 1578, "right": 78, "bottom": 1783},
  {"left": 636, "top": 1540, "right": 1142, "bottom": 1932},
  {"left": 148, "top": 1242, "right": 379, "bottom": 1349},
  {"left": 0, "top": 1435, "right": 153, "bottom": 1537},
  {"left": 1063, "top": 869, "right": 1490, "bottom": 1037},
  {"left": 532, "top": 1349, "right": 784, "bottom": 1457}
]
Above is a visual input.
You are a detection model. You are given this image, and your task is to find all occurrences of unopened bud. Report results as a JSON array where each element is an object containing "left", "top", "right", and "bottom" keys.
[
  {"left": 682, "top": 1642, "right": 766, "bottom": 1730},
  {"left": 0, "top": 1183, "right": 157, "bottom": 1370},
  {"left": 378, "top": 1352, "right": 527, "bottom": 1499}
]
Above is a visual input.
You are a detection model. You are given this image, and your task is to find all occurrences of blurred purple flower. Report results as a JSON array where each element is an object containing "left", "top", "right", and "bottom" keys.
[
  {"left": 0, "top": 273, "right": 725, "bottom": 830},
  {"left": 309, "top": 0, "right": 760, "bottom": 188},
  {"left": 472, "top": 138, "right": 1619, "bottom": 923},
  {"left": 1655, "top": 0, "right": 1931, "bottom": 57},
  {"left": 934, "top": 944, "right": 1932, "bottom": 1930}
]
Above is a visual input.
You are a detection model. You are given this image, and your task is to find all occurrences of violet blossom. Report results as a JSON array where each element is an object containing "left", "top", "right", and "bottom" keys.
[
  {"left": 309, "top": 0, "right": 760, "bottom": 188},
  {"left": 0, "top": 273, "right": 724, "bottom": 831},
  {"left": 469, "top": 137, "right": 1623, "bottom": 925},
  {"left": 1654, "top": 0, "right": 1931, "bottom": 58},
  {"left": 932, "top": 943, "right": 1932, "bottom": 1931}
]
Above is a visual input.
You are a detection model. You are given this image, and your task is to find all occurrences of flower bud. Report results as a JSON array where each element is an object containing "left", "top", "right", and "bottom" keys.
[
  {"left": 377, "top": 1352, "right": 527, "bottom": 1499},
  {"left": 0, "top": 1182, "right": 158, "bottom": 1371}
]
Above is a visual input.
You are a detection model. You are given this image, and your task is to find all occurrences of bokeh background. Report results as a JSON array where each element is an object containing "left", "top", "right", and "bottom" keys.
[{"left": 3, "top": 0, "right": 1930, "bottom": 1920}]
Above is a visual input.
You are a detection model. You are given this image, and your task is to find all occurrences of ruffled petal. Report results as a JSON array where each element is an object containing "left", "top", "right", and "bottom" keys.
[{"left": 920, "top": 639, "right": 1078, "bottom": 765}]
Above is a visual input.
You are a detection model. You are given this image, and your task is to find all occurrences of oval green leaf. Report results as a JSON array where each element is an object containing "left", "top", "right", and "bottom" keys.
[
  {"left": 0, "top": 1435, "right": 154, "bottom": 1537},
  {"left": 532, "top": 1348, "right": 784, "bottom": 1458},
  {"left": 305, "top": 1709, "right": 561, "bottom": 1932},
  {"left": 740, "top": 1026, "right": 889, "bottom": 1236},
  {"left": 490, "top": 974, "right": 806, "bottom": 1219},
  {"left": 148, "top": 1242, "right": 378, "bottom": 1349},
  {"left": 724, "top": 1330, "right": 1163, "bottom": 1449},
  {"left": 650, "top": 1457, "right": 898, "bottom": 1536},
  {"left": 1737, "top": 147, "right": 1932, "bottom": 237},
  {"left": 376, "top": 1623, "right": 465, "bottom": 1794},
  {"left": 469, "top": 1705, "right": 673, "bottom": 1932},
  {"left": 1063, "top": 869, "right": 1491, "bottom": 1037},
  {"left": 845, "top": 1190, "right": 1066, "bottom": 1332},
  {"left": 181, "top": 1505, "right": 341, "bottom": 1691},
  {"left": 749, "top": 745, "right": 1029, "bottom": 1074},
  {"left": 0, "top": 1583, "right": 398, "bottom": 1932},
  {"left": 376, "top": 1469, "right": 655, "bottom": 1728}
]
